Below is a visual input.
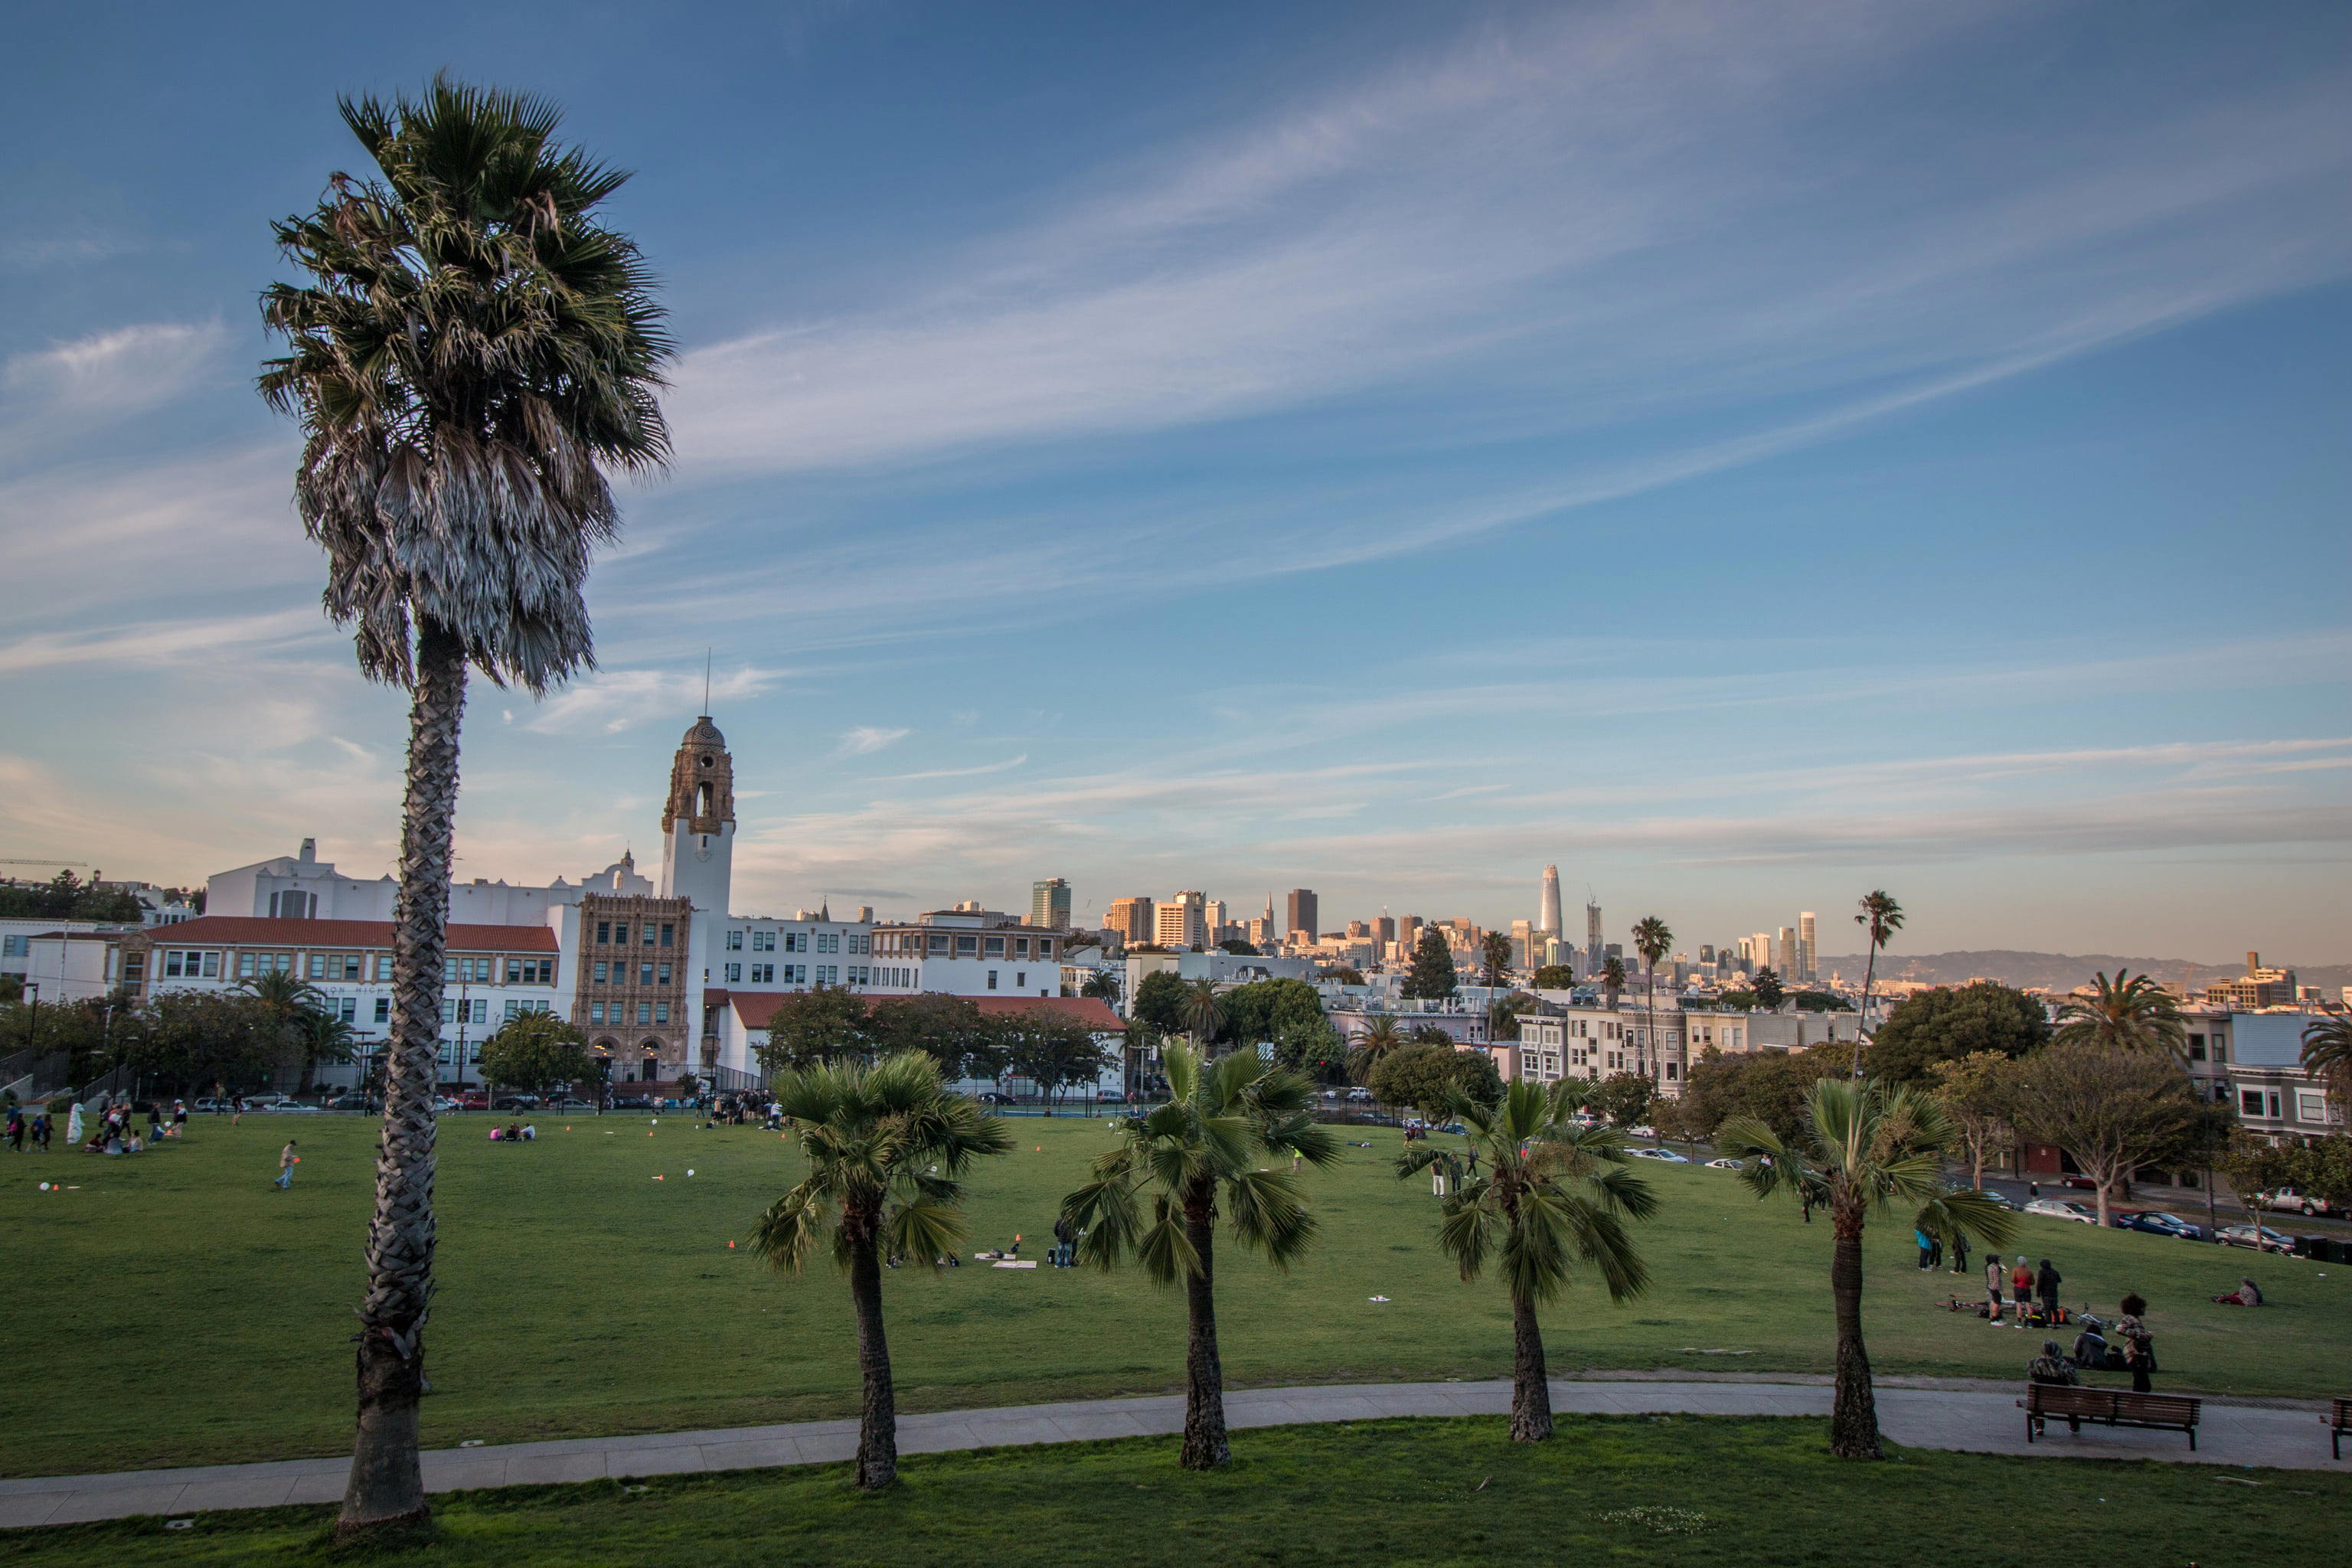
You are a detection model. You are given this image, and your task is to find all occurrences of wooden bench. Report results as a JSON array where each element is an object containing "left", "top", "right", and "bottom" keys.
[
  {"left": 2021, "top": 1384, "right": 2201, "bottom": 1449},
  {"left": 2326, "top": 1397, "right": 2350, "bottom": 1461}
]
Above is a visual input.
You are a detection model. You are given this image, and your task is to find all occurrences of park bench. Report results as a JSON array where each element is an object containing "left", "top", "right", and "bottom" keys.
[
  {"left": 2020, "top": 1384, "right": 2201, "bottom": 1450},
  {"left": 2326, "top": 1397, "right": 2350, "bottom": 1461}
]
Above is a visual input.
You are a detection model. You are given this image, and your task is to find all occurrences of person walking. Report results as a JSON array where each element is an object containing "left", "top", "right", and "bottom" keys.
[
  {"left": 2117, "top": 1294, "right": 2156, "bottom": 1393},
  {"left": 5, "top": 1107, "right": 22, "bottom": 1153},
  {"left": 1950, "top": 1227, "right": 1972, "bottom": 1276},
  {"left": 1985, "top": 1250, "right": 2007, "bottom": 1322},
  {"left": 273, "top": 1138, "right": 298, "bottom": 1190},
  {"left": 31, "top": 1113, "right": 50, "bottom": 1152},
  {"left": 2037, "top": 1258, "right": 2063, "bottom": 1321}
]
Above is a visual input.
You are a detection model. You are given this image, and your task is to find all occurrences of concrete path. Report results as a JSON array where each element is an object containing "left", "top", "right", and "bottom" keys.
[{"left": 2, "top": 1380, "right": 2341, "bottom": 1530}]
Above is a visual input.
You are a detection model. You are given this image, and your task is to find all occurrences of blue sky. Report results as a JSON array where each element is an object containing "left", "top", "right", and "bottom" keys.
[{"left": 2, "top": 0, "right": 2347, "bottom": 960}]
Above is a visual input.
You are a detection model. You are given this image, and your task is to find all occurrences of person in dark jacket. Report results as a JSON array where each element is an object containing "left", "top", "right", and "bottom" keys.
[
  {"left": 1950, "top": 1228, "right": 1972, "bottom": 1276},
  {"left": 2027, "top": 1341, "right": 2080, "bottom": 1386},
  {"left": 2037, "top": 1259, "right": 2062, "bottom": 1320},
  {"left": 2117, "top": 1293, "right": 2155, "bottom": 1393}
]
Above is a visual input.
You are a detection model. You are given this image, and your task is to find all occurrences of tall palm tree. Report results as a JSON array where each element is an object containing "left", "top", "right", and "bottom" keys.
[
  {"left": 1061, "top": 1043, "right": 1337, "bottom": 1468},
  {"left": 1717, "top": 1080, "right": 2013, "bottom": 1458},
  {"left": 1631, "top": 916, "right": 1671, "bottom": 1081},
  {"left": 2054, "top": 970, "right": 2189, "bottom": 1065},
  {"left": 1852, "top": 891, "right": 1903, "bottom": 1076},
  {"left": 238, "top": 969, "right": 328, "bottom": 1092},
  {"left": 2301, "top": 1014, "right": 2352, "bottom": 1102},
  {"left": 1179, "top": 977, "right": 1225, "bottom": 1050},
  {"left": 259, "top": 76, "right": 670, "bottom": 1538},
  {"left": 753, "top": 1053, "right": 1011, "bottom": 1490},
  {"left": 1599, "top": 955, "right": 1627, "bottom": 1015},
  {"left": 1348, "top": 1012, "right": 1406, "bottom": 1084},
  {"left": 1480, "top": 931, "right": 1513, "bottom": 990},
  {"left": 1396, "top": 1083, "right": 1655, "bottom": 1441}
]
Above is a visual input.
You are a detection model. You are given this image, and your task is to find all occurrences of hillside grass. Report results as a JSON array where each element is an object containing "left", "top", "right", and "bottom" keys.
[{"left": 1, "top": 1113, "right": 2342, "bottom": 1477}]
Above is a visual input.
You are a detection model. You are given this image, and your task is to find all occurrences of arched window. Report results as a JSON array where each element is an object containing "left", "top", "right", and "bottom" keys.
[{"left": 695, "top": 781, "right": 713, "bottom": 818}]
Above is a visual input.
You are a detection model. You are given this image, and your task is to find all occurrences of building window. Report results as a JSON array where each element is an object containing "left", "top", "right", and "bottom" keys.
[
  {"left": 2187, "top": 1034, "right": 2206, "bottom": 1061},
  {"left": 786, "top": 932, "right": 805, "bottom": 952},
  {"left": 956, "top": 936, "right": 978, "bottom": 956},
  {"left": 635, "top": 962, "right": 650, "bottom": 985},
  {"left": 786, "top": 964, "right": 805, "bottom": 983},
  {"left": 596, "top": 921, "right": 611, "bottom": 944},
  {"left": 987, "top": 969, "right": 998, "bottom": 991},
  {"left": 375, "top": 998, "right": 390, "bottom": 1024},
  {"left": 1014, "top": 938, "right": 1031, "bottom": 959},
  {"left": 726, "top": 962, "right": 741, "bottom": 982},
  {"left": 661, "top": 924, "right": 675, "bottom": 948},
  {"left": 816, "top": 965, "right": 838, "bottom": 985},
  {"left": 593, "top": 961, "right": 609, "bottom": 984},
  {"left": 2213, "top": 1042, "right": 2228, "bottom": 1063},
  {"left": 750, "top": 964, "right": 773, "bottom": 983},
  {"left": 376, "top": 955, "right": 393, "bottom": 981},
  {"left": 658, "top": 962, "right": 671, "bottom": 985},
  {"left": 641, "top": 923, "right": 655, "bottom": 946},
  {"left": 1015, "top": 972, "right": 1025, "bottom": 988},
  {"left": 637, "top": 1002, "right": 653, "bottom": 1025},
  {"left": 1040, "top": 939, "right": 1054, "bottom": 958},
  {"left": 2296, "top": 1091, "right": 2328, "bottom": 1123},
  {"left": 727, "top": 930, "right": 743, "bottom": 950},
  {"left": 985, "top": 936, "right": 1005, "bottom": 957},
  {"left": 655, "top": 1002, "right": 670, "bottom": 1024},
  {"left": 2241, "top": 1089, "right": 2265, "bottom": 1116},
  {"left": 591, "top": 1002, "right": 605, "bottom": 1024}
]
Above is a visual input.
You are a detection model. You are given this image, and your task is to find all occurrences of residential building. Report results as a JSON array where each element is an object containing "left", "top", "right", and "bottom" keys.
[
  {"left": 1156, "top": 890, "right": 1208, "bottom": 950},
  {"left": 1030, "top": 878, "right": 1072, "bottom": 931}
]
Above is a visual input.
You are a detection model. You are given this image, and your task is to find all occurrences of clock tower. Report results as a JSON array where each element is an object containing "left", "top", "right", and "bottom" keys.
[{"left": 659, "top": 716, "right": 736, "bottom": 1055}]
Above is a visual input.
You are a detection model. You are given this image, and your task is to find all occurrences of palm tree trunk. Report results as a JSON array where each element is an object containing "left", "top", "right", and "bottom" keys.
[
  {"left": 1180, "top": 1178, "right": 1230, "bottom": 1469},
  {"left": 338, "top": 626, "right": 466, "bottom": 1540},
  {"left": 1828, "top": 1201, "right": 1881, "bottom": 1460},
  {"left": 1854, "top": 947, "right": 1877, "bottom": 1078},
  {"left": 1508, "top": 1292, "right": 1553, "bottom": 1442},
  {"left": 848, "top": 1223, "right": 898, "bottom": 1490}
]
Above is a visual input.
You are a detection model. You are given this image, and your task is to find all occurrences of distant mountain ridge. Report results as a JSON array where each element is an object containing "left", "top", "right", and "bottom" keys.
[{"left": 1812, "top": 949, "right": 2351, "bottom": 995}]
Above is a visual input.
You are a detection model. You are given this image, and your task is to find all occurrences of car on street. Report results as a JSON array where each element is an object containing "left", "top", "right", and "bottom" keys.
[
  {"left": 1704, "top": 1157, "right": 1743, "bottom": 1170},
  {"left": 433, "top": 1095, "right": 464, "bottom": 1112},
  {"left": 2253, "top": 1187, "right": 2346, "bottom": 1218},
  {"left": 1632, "top": 1147, "right": 1690, "bottom": 1163},
  {"left": 2023, "top": 1198, "right": 2098, "bottom": 1224},
  {"left": 544, "top": 1096, "right": 596, "bottom": 1112},
  {"left": 2115, "top": 1210, "right": 2203, "bottom": 1240},
  {"left": 608, "top": 1094, "right": 652, "bottom": 1110},
  {"left": 2217, "top": 1223, "right": 2296, "bottom": 1253},
  {"left": 258, "top": 1100, "right": 325, "bottom": 1113},
  {"left": 492, "top": 1095, "right": 541, "bottom": 1111},
  {"left": 322, "top": 1093, "right": 378, "bottom": 1112},
  {"left": 453, "top": 1091, "right": 492, "bottom": 1111},
  {"left": 1628, "top": 1125, "right": 1658, "bottom": 1138},
  {"left": 1345, "top": 1087, "right": 1372, "bottom": 1102},
  {"left": 2060, "top": 1174, "right": 2099, "bottom": 1191}
]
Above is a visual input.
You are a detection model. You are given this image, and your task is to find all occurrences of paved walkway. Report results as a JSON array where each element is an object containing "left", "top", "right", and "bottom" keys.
[{"left": 2, "top": 1380, "right": 2341, "bottom": 1529}]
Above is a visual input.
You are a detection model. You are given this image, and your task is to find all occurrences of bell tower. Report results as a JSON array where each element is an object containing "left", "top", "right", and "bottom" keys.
[{"left": 659, "top": 717, "right": 736, "bottom": 1025}]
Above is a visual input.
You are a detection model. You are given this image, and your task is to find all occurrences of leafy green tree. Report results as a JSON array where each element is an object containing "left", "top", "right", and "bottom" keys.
[
  {"left": 1788, "top": 990, "right": 1853, "bottom": 1011},
  {"left": 753, "top": 1054, "right": 1011, "bottom": 1489},
  {"left": 1480, "top": 931, "right": 1513, "bottom": 989},
  {"left": 1061, "top": 1044, "right": 1336, "bottom": 1468},
  {"left": 1220, "top": 978, "right": 1325, "bottom": 1049},
  {"left": 1532, "top": 964, "right": 1574, "bottom": 990},
  {"left": 998, "top": 1008, "right": 1111, "bottom": 1109},
  {"left": 1217, "top": 939, "right": 1261, "bottom": 956},
  {"left": 2005, "top": 1043, "right": 2206, "bottom": 1223},
  {"left": 1926, "top": 1050, "right": 2022, "bottom": 1190},
  {"left": 755, "top": 985, "right": 874, "bottom": 1072},
  {"left": 1851, "top": 890, "right": 1903, "bottom": 1076},
  {"left": 1396, "top": 1084, "right": 1655, "bottom": 1441},
  {"left": 1719, "top": 1080, "right": 2014, "bottom": 1459},
  {"left": 1749, "top": 968, "right": 1785, "bottom": 1010},
  {"left": 1669, "top": 1047, "right": 1842, "bottom": 1142},
  {"left": 0, "top": 871, "right": 145, "bottom": 923},
  {"left": 2215, "top": 1130, "right": 2304, "bottom": 1227},
  {"left": 1867, "top": 982, "right": 2048, "bottom": 1089},
  {"left": 1402, "top": 928, "right": 1458, "bottom": 1000},
  {"left": 1584, "top": 1071, "right": 1660, "bottom": 1130},
  {"left": 474, "top": 1011, "right": 593, "bottom": 1096},
  {"left": 1368, "top": 1041, "right": 1503, "bottom": 1119},
  {"left": 260, "top": 75, "right": 671, "bottom": 1539},
  {"left": 2053, "top": 971, "right": 2188, "bottom": 1065},
  {"left": 1322, "top": 965, "right": 1367, "bottom": 986},
  {"left": 1272, "top": 1018, "right": 1349, "bottom": 1083},
  {"left": 1485, "top": 989, "right": 1538, "bottom": 1042},
  {"left": 865, "top": 993, "right": 988, "bottom": 1079},
  {"left": 1132, "top": 970, "right": 1191, "bottom": 1036}
]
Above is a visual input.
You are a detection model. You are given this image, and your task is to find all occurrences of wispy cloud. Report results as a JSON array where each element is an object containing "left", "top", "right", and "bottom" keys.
[
  {"left": 831, "top": 725, "right": 912, "bottom": 758},
  {"left": 524, "top": 665, "right": 785, "bottom": 736},
  {"left": 2, "top": 320, "right": 227, "bottom": 423},
  {"left": 875, "top": 753, "right": 1027, "bottom": 782}
]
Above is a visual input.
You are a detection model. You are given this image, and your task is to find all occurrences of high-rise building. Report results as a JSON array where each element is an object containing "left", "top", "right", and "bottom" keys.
[
  {"left": 1157, "top": 890, "right": 1208, "bottom": 950},
  {"left": 1538, "top": 864, "right": 1563, "bottom": 936},
  {"left": 1779, "top": 926, "right": 1796, "bottom": 980},
  {"left": 1798, "top": 912, "right": 1817, "bottom": 982},
  {"left": 1585, "top": 901, "right": 1603, "bottom": 971},
  {"left": 1203, "top": 897, "right": 1228, "bottom": 945},
  {"left": 1106, "top": 897, "right": 1155, "bottom": 946},
  {"left": 1510, "top": 918, "right": 1534, "bottom": 969},
  {"left": 1372, "top": 914, "right": 1396, "bottom": 944},
  {"left": 1030, "top": 878, "right": 1071, "bottom": 931},
  {"left": 1286, "top": 889, "right": 1318, "bottom": 941}
]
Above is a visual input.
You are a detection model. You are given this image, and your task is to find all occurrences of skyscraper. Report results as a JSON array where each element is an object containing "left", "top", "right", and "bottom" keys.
[
  {"left": 1106, "top": 897, "right": 1155, "bottom": 945},
  {"left": 1585, "top": 901, "right": 1603, "bottom": 972},
  {"left": 1798, "top": 911, "right": 1817, "bottom": 982},
  {"left": 1030, "top": 877, "right": 1071, "bottom": 930},
  {"left": 1286, "top": 888, "right": 1318, "bottom": 940},
  {"left": 1779, "top": 926, "right": 1796, "bottom": 979},
  {"left": 1157, "top": 890, "right": 1208, "bottom": 949},
  {"left": 1538, "top": 864, "right": 1563, "bottom": 936}
]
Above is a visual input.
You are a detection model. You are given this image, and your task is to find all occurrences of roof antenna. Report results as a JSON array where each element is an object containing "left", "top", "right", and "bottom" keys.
[{"left": 702, "top": 649, "right": 712, "bottom": 717}]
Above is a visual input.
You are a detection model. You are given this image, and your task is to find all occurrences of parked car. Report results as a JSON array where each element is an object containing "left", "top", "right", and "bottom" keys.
[
  {"left": 1345, "top": 1087, "right": 1372, "bottom": 1102},
  {"left": 2253, "top": 1187, "right": 2345, "bottom": 1219},
  {"left": 544, "top": 1096, "right": 596, "bottom": 1112},
  {"left": 433, "top": 1095, "right": 464, "bottom": 1113},
  {"left": 1628, "top": 1125, "right": 1658, "bottom": 1139},
  {"left": 608, "top": 1095, "right": 652, "bottom": 1111},
  {"left": 1704, "top": 1157, "right": 1744, "bottom": 1170},
  {"left": 2059, "top": 1173, "right": 2099, "bottom": 1191},
  {"left": 1632, "top": 1147, "right": 1690, "bottom": 1163},
  {"left": 492, "top": 1095, "right": 541, "bottom": 1112},
  {"left": 2217, "top": 1223, "right": 2296, "bottom": 1254},
  {"left": 191, "top": 1097, "right": 235, "bottom": 1113},
  {"left": 2120, "top": 1211, "right": 2203, "bottom": 1240},
  {"left": 453, "top": 1091, "right": 492, "bottom": 1111},
  {"left": 322, "top": 1093, "right": 378, "bottom": 1112},
  {"left": 2024, "top": 1198, "right": 2098, "bottom": 1225}
]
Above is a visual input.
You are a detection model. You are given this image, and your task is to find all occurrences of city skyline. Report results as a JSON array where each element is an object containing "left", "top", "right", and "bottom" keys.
[{"left": 2, "top": 2, "right": 2346, "bottom": 959}]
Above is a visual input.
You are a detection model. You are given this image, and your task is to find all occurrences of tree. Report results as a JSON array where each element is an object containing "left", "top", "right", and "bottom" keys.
[
  {"left": 755, "top": 986, "right": 874, "bottom": 1072},
  {"left": 1670, "top": 1047, "right": 1841, "bottom": 1143},
  {"left": 1486, "top": 990, "right": 1537, "bottom": 1042},
  {"left": 1851, "top": 890, "right": 1903, "bottom": 1076},
  {"left": 1926, "top": 1050, "right": 2022, "bottom": 1191},
  {"left": 1632, "top": 916, "right": 1671, "bottom": 1078},
  {"left": 865, "top": 993, "right": 988, "bottom": 1080},
  {"left": 1788, "top": 991, "right": 1854, "bottom": 1012},
  {"left": 1178, "top": 978, "right": 1225, "bottom": 1048},
  {"left": 1533, "top": 964, "right": 1574, "bottom": 990},
  {"left": 239, "top": 969, "right": 331, "bottom": 1093},
  {"left": 260, "top": 75, "right": 671, "bottom": 1540},
  {"left": 2053, "top": 971, "right": 2187, "bottom": 1065},
  {"left": 1480, "top": 931, "right": 1513, "bottom": 990},
  {"left": 1348, "top": 1013, "right": 1407, "bottom": 1085},
  {"left": 1368, "top": 1040, "right": 1502, "bottom": 1119},
  {"left": 1080, "top": 970, "right": 1121, "bottom": 1004},
  {"left": 1272, "top": 1019, "right": 1349, "bottom": 1083},
  {"left": 2301, "top": 1015, "right": 2352, "bottom": 1104},
  {"left": 1061, "top": 1044, "right": 1335, "bottom": 1468},
  {"left": 1584, "top": 1071, "right": 1659, "bottom": 1130},
  {"left": 1220, "top": 978, "right": 1324, "bottom": 1050},
  {"left": 2215, "top": 1130, "right": 2303, "bottom": 1228},
  {"left": 1749, "top": 968, "right": 1785, "bottom": 1011},
  {"left": 753, "top": 1054, "right": 1011, "bottom": 1489},
  {"left": 999, "top": 1009, "right": 1111, "bottom": 1109},
  {"left": 475, "top": 1011, "right": 593, "bottom": 1096},
  {"left": 1402, "top": 928, "right": 1458, "bottom": 1000},
  {"left": 1217, "top": 939, "right": 1261, "bottom": 956},
  {"left": 2005, "top": 1044, "right": 2206, "bottom": 1223},
  {"left": 1718, "top": 1080, "right": 2014, "bottom": 1459},
  {"left": 1323, "top": 965, "right": 1367, "bottom": 986},
  {"left": 1394, "top": 1083, "right": 1655, "bottom": 1441},
  {"left": 1599, "top": 956, "right": 1626, "bottom": 1014},
  {"left": 1132, "top": 970, "right": 1190, "bottom": 1036},
  {"left": 0, "top": 871, "right": 145, "bottom": 923},
  {"left": 1867, "top": 983, "right": 2047, "bottom": 1089}
]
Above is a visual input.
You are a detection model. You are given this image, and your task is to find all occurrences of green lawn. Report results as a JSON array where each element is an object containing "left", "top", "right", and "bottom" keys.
[
  {"left": 2, "top": 1115, "right": 2343, "bottom": 1478},
  {"left": 8, "top": 1416, "right": 2349, "bottom": 1568}
]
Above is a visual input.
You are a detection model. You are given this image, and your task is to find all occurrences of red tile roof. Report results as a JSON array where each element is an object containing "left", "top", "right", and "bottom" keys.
[
  {"left": 144, "top": 916, "right": 558, "bottom": 953},
  {"left": 729, "top": 991, "right": 1123, "bottom": 1032}
]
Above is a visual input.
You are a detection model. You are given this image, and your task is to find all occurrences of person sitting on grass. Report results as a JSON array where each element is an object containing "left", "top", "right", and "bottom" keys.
[
  {"left": 489, "top": 1125, "right": 503, "bottom": 1141},
  {"left": 2069, "top": 1318, "right": 2114, "bottom": 1372},
  {"left": 2212, "top": 1276, "right": 2262, "bottom": 1307},
  {"left": 2027, "top": 1340, "right": 2080, "bottom": 1386}
]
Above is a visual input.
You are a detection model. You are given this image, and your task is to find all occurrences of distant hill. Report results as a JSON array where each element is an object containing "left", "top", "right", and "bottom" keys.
[{"left": 1814, "top": 950, "right": 2350, "bottom": 996}]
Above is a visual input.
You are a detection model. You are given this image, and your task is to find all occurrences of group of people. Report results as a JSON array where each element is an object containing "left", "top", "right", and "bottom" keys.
[
  {"left": 4, "top": 1105, "right": 53, "bottom": 1152},
  {"left": 75, "top": 1098, "right": 188, "bottom": 1155},
  {"left": 710, "top": 1095, "right": 783, "bottom": 1130},
  {"left": 1982, "top": 1253, "right": 2066, "bottom": 1325},
  {"left": 2024, "top": 1293, "right": 2158, "bottom": 1391},
  {"left": 488, "top": 1122, "right": 537, "bottom": 1142}
]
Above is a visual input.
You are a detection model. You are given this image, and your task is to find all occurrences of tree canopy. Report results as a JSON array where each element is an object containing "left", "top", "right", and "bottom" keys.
[
  {"left": 1667, "top": 1047, "right": 1841, "bottom": 1142},
  {"left": 1532, "top": 964, "right": 1574, "bottom": 990},
  {"left": 1402, "top": 929, "right": 1458, "bottom": 1000},
  {"left": 1865, "top": 982, "right": 2048, "bottom": 1088},
  {"left": 0, "top": 871, "right": 145, "bottom": 923},
  {"left": 1368, "top": 1040, "right": 1500, "bottom": 1118},
  {"left": 1131, "top": 970, "right": 1191, "bottom": 1036},
  {"left": 475, "top": 1011, "right": 595, "bottom": 1093}
]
